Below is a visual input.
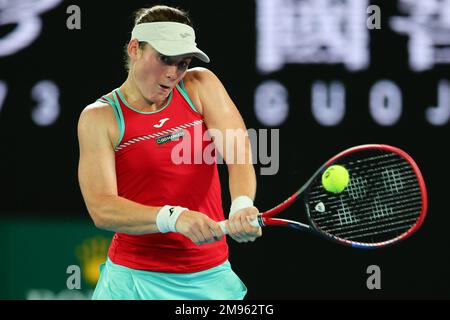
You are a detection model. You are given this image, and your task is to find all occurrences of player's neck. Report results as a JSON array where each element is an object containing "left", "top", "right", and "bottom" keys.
[{"left": 120, "top": 77, "right": 168, "bottom": 113}]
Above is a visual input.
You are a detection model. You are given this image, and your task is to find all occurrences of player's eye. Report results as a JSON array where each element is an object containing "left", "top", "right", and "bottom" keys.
[
  {"left": 159, "top": 54, "right": 172, "bottom": 65},
  {"left": 159, "top": 54, "right": 190, "bottom": 71},
  {"left": 178, "top": 61, "right": 190, "bottom": 71}
]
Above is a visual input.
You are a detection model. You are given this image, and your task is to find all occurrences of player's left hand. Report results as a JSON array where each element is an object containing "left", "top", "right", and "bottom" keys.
[{"left": 226, "top": 207, "right": 262, "bottom": 243}]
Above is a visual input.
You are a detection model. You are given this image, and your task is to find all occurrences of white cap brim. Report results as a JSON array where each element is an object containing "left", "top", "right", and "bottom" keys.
[
  {"left": 149, "top": 40, "right": 210, "bottom": 63},
  {"left": 131, "top": 22, "right": 210, "bottom": 63}
]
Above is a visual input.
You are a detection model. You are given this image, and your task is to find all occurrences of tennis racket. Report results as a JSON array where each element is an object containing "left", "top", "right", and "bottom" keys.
[{"left": 218, "top": 144, "right": 428, "bottom": 249}]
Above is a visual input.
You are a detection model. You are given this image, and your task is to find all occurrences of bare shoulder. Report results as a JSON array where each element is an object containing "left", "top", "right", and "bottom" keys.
[
  {"left": 184, "top": 67, "right": 221, "bottom": 86},
  {"left": 183, "top": 68, "right": 225, "bottom": 114},
  {"left": 78, "top": 100, "right": 113, "bottom": 129},
  {"left": 78, "top": 99, "right": 118, "bottom": 148}
]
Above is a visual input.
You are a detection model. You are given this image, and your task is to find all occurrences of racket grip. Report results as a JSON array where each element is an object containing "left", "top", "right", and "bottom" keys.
[{"left": 218, "top": 217, "right": 261, "bottom": 235}]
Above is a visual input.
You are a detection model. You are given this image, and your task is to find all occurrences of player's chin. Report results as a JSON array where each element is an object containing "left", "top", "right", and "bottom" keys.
[
  {"left": 146, "top": 89, "right": 168, "bottom": 103},
  {"left": 153, "top": 92, "right": 169, "bottom": 103}
]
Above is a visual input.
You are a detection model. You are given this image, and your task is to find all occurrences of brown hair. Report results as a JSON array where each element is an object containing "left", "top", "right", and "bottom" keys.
[{"left": 124, "top": 5, "right": 193, "bottom": 70}]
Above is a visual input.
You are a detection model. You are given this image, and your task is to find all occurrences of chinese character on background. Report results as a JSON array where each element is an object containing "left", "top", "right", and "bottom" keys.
[
  {"left": 256, "top": 0, "right": 370, "bottom": 73},
  {"left": 390, "top": 0, "right": 450, "bottom": 72}
]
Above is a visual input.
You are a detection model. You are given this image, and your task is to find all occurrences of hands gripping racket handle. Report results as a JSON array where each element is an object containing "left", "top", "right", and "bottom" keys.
[{"left": 218, "top": 217, "right": 261, "bottom": 235}]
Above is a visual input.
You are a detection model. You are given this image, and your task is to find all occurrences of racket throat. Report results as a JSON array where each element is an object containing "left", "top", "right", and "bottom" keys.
[{"left": 257, "top": 215, "right": 266, "bottom": 227}]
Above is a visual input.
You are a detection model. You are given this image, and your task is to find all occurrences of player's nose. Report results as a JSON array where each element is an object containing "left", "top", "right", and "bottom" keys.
[{"left": 165, "top": 65, "right": 178, "bottom": 79}]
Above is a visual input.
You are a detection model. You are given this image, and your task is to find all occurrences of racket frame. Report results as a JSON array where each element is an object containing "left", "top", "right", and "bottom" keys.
[{"left": 257, "top": 144, "right": 428, "bottom": 248}]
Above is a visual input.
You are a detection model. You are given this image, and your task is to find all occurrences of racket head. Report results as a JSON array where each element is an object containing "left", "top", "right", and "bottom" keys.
[{"left": 303, "top": 144, "right": 427, "bottom": 249}]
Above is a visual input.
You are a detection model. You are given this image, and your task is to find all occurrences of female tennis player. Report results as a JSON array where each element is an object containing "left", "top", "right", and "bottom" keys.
[{"left": 77, "top": 5, "right": 261, "bottom": 300}]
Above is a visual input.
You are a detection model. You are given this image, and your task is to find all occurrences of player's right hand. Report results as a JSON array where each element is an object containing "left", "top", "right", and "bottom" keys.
[{"left": 175, "top": 210, "right": 224, "bottom": 245}]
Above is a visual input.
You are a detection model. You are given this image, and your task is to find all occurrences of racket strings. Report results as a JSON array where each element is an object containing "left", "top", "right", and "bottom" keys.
[
  {"left": 318, "top": 211, "right": 419, "bottom": 238},
  {"left": 313, "top": 196, "right": 421, "bottom": 229},
  {"left": 312, "top": 185, "right": 421, "bottom": 221},
  {"left": 307, "top": 150, "right": 423, "bottom": 243},
  {"left": 345, "top": 223, "right": 418, "bottom": 241}
]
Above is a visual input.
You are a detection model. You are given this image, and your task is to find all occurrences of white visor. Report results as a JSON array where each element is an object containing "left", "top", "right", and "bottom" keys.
[{"left": 131, "top": 22, "right": 210, "bottom": 63}]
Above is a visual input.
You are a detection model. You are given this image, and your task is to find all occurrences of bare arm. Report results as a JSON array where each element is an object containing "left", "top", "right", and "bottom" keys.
[
  {"left": 191, "top": 68, "right": 257, "bottom": 200},
  {"left": 187, "top": 68, "right": 261, "bottom": 242},
  {"left": 77, "top": 102, "right": 223, "bottom": 242},
  {"left": 77, "top": 103, "right": 160, "bottom": 234}
]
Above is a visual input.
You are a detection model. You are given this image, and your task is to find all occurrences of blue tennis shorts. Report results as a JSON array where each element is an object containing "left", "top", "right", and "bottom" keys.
[{"left": 92, "top": 258, "right": 247, "bottom": 300}]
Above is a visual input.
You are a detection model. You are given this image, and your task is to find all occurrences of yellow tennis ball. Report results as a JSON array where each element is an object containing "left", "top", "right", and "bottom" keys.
[{"left": 322, "top": 165, "right": 350, "bottom": 193}]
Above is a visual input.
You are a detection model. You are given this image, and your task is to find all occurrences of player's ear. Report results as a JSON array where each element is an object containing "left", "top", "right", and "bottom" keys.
[{"left": 127, "top": 39, "right": 141, "bottom": 62}]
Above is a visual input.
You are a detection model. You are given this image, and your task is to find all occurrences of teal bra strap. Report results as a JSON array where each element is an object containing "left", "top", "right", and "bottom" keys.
[
  {"left": 176, "top": 79, "right": 201, "bottom": 114},
  {"left": 111, "top": 90, "right": 125, "bottom": 149},
  {"left": 96, "top": 97, "right": 109, "bottom": 104},
  {"left": 99, "top": 93, "right": 125, "bottom": 149}
]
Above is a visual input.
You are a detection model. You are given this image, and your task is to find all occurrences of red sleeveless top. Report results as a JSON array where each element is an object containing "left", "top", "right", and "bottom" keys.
[{"left": 98, "top": 83, "right": 228, "bottom": 273}]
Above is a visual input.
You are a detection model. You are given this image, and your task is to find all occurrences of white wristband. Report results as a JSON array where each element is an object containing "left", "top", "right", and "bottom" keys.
[
  {"left": 229, "top": 195, "right": 254, "bottom": 216},
  {"left": 156, "top": 205, "right": 188, "bottom": 233}
]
